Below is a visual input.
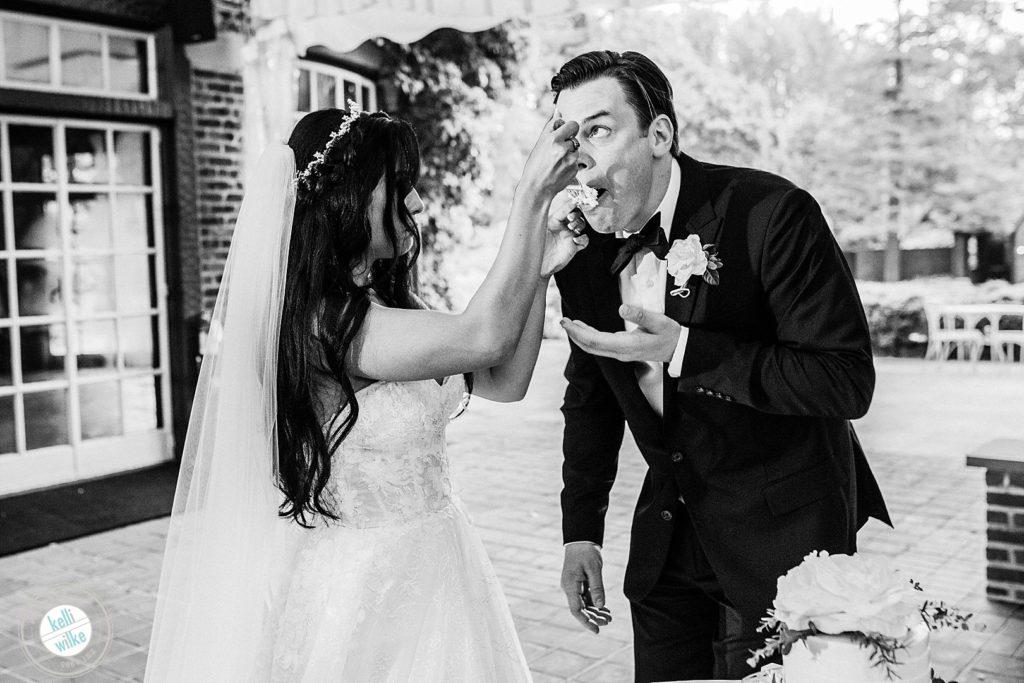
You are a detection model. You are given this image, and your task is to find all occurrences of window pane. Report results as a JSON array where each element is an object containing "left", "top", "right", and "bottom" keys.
[
  {"left": 316, "top": 73, "right": 335, "bottom": 110},
  {"left": 13, "top": 194, "right": 59, "bottom": 250},
  {"left": 70, "top": 193, "right": 113, "bottom": 250},
  {"left": 0, "top": 262, "right": 8, "bottom": 319},
  {"left": 124, "top": 374, "right": 160, "bottom": 432},
  {"left": 113, "top": 194, "right": 153, "bottom": 250},
  {"left": 71, "top": 255, "right": 116, "bottom": 315},
  {"left": 60, "top": 28, "right": 102, "bottom": 89},
  {"left": 361, "top": 85, "right": 371, "bottom": 109},
  {"left": 296, "top": 69, "right": 310, "bottom": 112},
  {"left": 3, "top": 21, "right": 50, "bottom": 84},
  {"left": 75, "top": 319, "right": 117, "bottom": 374},
  {"left": 66, "top": 128, "right": 109, "bottom": 184},
  {"left": 25, "top": 389, "right": 69, "bottom": 449},
  {"left": 113, "top": 131, "right": 150, "bottom": 185},
  {"left": 116, "top": 254, "right": 155, "bottom": 312},
  {"left": 343, "top": 80, "right": 357, "bottom": 106},
  {"left": 0, "top": 328, "right": 11, "bottom": 385},
  {"left": 20, "top": 324, "right": 66, "bottom": 382},
  {"left": 9, "top": 125, "right": 56, "bottom": 184},
  {"left": 109, "top": 36, "right": 147, "bottom": 93},
  {"left": 16, "top": 257, "right": 63, "bottom": 318},
  {"left": 79, "top": 380, "right": 122, "bottom": 440},
  {"left": 120, "top": 315, "right": 157, "bottom": 370},
  {"left": 0, "top": 201, "right": 6, "bottom": 252},
  {"left": 0, "top": 396, "right": 15, "bottom": 454}
]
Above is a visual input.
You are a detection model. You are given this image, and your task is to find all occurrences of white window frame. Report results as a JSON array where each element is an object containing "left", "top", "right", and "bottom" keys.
[
  {"left": 0, "top": 115, "right": 172, "bottom": 495},
  {"left": 0, "top": 10, "right": 157, "bottom": 100},
  {"left": 294, "top": 59, "right": 377, "bottom": 119}
]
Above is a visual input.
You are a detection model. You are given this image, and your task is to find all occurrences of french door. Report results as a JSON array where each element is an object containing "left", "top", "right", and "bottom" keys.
[{"left": 0, "top": 115, "right": 172, "bottom": 495}]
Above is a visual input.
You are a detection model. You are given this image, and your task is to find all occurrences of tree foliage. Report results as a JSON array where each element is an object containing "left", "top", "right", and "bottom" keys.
[
  {"left": 520, "top": 2, "right": 1024, "bottom": 248},
  {"left": 375, "top": 25, "right": 525, "bottom": 306}
]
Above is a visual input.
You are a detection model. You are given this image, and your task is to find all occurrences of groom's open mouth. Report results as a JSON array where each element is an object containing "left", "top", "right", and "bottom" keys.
[{"left": 592, "top": 187, "right": 609, "bottom": 203}]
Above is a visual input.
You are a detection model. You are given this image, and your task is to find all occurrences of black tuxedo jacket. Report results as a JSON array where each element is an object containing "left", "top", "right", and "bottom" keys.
[{"left": 553, "top": 153, "right": 891, "bottom": 621}]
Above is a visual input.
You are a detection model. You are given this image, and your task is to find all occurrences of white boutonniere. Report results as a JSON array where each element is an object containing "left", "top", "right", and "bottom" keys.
[{"left": 665, "top": 234, "right": 724, "bottom": 298}]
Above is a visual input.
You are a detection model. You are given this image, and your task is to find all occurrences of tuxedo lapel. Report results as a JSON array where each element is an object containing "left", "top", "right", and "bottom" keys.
[
  {"left": 663, "top": 155, "right": 723, "bottom": 417},
  {"left": 664, "top": 153, "right": 721, "bottom": 327}
]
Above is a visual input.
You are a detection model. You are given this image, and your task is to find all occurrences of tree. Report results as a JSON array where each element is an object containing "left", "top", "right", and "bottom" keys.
[{"left": 846, "top": 0, "right": 1024, "bottom": 263}]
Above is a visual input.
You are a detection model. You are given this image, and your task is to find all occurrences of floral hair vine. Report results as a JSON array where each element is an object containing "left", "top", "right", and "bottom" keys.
[{"left": 295, "top": 100, "right": 365, "bottom": 190}]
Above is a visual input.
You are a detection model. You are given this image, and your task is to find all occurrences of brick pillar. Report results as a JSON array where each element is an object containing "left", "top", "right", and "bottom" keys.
[
  {"left": 191, "top": 69, "right": 245, "bottom": 314},
  {"left": 984, "top": 468, "right": 1024, "bottom": 604}
]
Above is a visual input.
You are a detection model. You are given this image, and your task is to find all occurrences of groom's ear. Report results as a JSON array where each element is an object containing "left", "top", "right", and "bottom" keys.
[{"left": 647, "top": 114, "right": 675, "bottom": 158}]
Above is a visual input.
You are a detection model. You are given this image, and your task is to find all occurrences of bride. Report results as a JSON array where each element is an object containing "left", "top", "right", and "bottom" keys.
[{"left": 144, "top": 104, "right": 598, "bottom": 681}]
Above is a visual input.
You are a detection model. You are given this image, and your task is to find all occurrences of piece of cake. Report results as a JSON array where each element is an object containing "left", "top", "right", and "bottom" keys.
[
  {"left": 783, "top": 620, "right": 931, "bottom": 683},
  {"left": 566, "top": 183, "right": 598, "bottom": 209}
]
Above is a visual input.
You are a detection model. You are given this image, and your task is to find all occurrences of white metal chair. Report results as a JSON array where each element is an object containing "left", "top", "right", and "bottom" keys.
[
  {"left": 989, "top": 310, "right": 1024, "bottom": 363},
  {"left": 923, "top": 304, "right": 984, "bottom": 362}
]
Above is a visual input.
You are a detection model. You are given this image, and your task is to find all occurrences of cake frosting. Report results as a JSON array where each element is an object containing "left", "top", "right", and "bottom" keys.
[
  {"left": 783, "top": 621, "right": 931, "bottom": 683},
  {"left": 566, "top": 183, "right": 598, "bottom": 209}
]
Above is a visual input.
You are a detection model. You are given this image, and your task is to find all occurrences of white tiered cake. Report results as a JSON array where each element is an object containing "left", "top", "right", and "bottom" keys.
[{"left": 783, "top": 618, "right": 931, "bottom": 683}]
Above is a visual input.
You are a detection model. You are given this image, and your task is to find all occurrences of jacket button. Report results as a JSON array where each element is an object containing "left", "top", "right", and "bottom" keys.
[
  {"left": 671, "top": 451, "right": 683, "bottom": 463},
  {"left": 661, "top": 510, "right": 673, "bottom": 522},
  {"left": 695, "top": 387, "right": 705, "bottom": 394}
]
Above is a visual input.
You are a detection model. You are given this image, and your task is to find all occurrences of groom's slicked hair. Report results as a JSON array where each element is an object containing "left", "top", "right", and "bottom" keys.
[{"left": 551, "top": 50, "right": 679, "bottom": 156}]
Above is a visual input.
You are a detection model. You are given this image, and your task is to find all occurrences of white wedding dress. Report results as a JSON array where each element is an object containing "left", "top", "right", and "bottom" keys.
[{"left": 252, "top": 375, "right": 533, "bottom": 682}]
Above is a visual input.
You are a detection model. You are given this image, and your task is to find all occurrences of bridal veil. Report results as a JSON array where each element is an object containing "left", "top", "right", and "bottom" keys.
[{"left": 145, "top": 143, "right": 304, "bottom": 681}]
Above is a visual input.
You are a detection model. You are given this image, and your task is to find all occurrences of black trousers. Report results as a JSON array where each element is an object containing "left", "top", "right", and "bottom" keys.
[{"left": 630, "top": 501, "right": 779, "bottom": 683}]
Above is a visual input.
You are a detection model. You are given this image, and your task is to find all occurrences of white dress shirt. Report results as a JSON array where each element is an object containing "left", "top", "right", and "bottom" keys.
[{"left": 618, "top": 157, "right": 688, "bottom": 418}]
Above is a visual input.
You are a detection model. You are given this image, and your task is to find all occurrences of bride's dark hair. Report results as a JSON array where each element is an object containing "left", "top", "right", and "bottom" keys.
[{"left": 277, "top": 108, "right": 422, "bottom": 528}]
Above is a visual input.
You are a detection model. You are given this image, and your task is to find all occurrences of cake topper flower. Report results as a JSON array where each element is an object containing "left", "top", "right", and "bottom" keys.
[{"left": 747, "top": 551, "right": 975, "bottom": 681}]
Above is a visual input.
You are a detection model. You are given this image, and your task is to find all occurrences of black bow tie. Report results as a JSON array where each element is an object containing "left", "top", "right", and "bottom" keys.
[{"left": 609, "top": 213, "right": 666, "bottom": 275}]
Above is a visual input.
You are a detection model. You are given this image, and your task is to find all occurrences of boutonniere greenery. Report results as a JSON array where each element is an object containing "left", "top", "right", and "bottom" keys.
[{"left": 665, "top": 234, "right": 723, "bottom": 298}]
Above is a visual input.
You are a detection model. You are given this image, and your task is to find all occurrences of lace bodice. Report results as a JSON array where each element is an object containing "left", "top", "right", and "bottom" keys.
[{"left": 320, "top": 376, "right": 468, "bottom": 528}]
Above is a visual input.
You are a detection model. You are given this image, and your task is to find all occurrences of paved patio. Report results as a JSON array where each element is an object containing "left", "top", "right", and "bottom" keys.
[{"left": 1, "top": 342, "right": 1022, "bottom": 682}]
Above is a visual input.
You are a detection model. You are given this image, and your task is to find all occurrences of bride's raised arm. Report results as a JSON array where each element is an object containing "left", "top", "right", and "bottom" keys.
[{"left": 347, "top": 115, "right": 580, "bottom": 384}]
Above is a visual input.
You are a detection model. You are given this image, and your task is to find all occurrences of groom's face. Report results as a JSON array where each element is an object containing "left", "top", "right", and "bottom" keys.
[{"left": 555, "top": 76, "right": 658, "bottom": 234}]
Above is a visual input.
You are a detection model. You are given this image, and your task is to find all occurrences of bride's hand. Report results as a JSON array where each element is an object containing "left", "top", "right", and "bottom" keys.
[
  {"left": 518, "top": 114, "right": 581, "bottom": 198},
  {"left": 541, "top": 190, "right": 589, "bottom": 277}
]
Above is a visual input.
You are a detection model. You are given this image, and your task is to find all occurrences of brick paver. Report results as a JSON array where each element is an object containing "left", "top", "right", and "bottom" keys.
[{"left": 1, "top": 342, "right": 1022, "bottom": 682}]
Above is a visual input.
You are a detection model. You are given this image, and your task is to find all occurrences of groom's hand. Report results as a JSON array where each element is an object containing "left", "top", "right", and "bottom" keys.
[
  {"left": 561, "top": 543, "right": 612, "bottom": 634},
  {"left": 561, "top": 305, "right": 682, "bottom": 363}
]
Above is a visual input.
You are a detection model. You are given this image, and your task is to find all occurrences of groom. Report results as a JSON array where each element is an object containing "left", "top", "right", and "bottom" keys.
[{"left": 549, "top": 51, "right": 891, "bottom": 681}]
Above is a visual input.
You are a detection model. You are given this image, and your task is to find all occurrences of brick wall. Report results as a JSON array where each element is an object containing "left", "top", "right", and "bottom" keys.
[
  {"left": 190, "top": 0, "right": 251, "bottom": 315},
  {"left": 985, "top": 468, "right": 1024, "bottom": 604},
  {"left": 191, "top": 69, "right": 245, "bottom": 313}
]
